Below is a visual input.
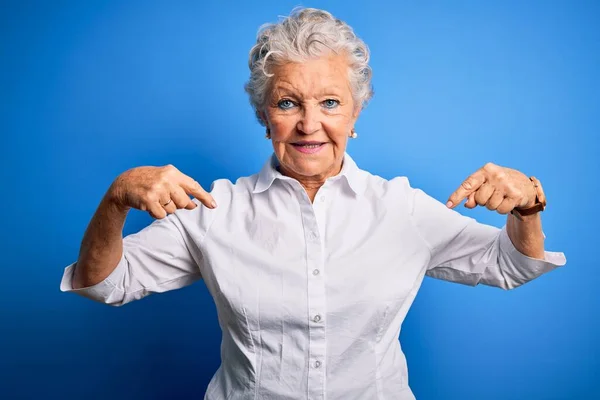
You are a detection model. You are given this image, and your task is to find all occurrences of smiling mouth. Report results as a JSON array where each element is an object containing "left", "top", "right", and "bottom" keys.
[
  {"left": 291, "top": 141, "right": 327, "bottom": 147},
  {"left": 290, "top": 142, "right": 327, "bottom": 154},
  {"left": 292, "top": 143, "right": 324, "bottom": 148}
]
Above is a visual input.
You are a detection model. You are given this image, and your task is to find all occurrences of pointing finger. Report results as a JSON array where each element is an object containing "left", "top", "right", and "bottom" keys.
[
  {"left": 447, "top": 171, "right": 485, "bottom": 208},
  {"left": 180, "top": 176, "right": 217, "bottom": 209}
]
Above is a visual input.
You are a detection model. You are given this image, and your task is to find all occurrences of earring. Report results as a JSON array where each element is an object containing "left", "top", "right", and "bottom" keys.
[
  {"left": 350, "top": 129, "right": 358, "bottom": 139},
  {"left": 265, "top": 127, "right": 271, "bottom": 139}
]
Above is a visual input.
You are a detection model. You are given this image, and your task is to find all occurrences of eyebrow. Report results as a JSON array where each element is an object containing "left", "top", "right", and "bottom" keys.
[{"left": 271, "top": 85, "right": 344, "bottom": 98}]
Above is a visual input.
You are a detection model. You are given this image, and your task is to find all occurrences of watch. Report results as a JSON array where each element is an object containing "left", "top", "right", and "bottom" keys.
[{"left": 510, "top": 176, "right": 546, "bottom": 220}]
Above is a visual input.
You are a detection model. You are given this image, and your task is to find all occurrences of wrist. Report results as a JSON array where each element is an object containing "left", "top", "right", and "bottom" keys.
[
  {"left": 105, "top": 180, "right": 130, "bottom": 214},
  {"left": 510, "top": 210, "right": 540, "bottom": 223}
]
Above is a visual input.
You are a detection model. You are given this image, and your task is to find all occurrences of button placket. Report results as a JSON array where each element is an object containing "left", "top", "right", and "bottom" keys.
[{"left": 299, "top": 191, "right": 327, "bottom": 399}]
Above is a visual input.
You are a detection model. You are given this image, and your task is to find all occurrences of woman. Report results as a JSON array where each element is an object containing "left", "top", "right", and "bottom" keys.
[{"left": 60, "top": 8, "right": 566, "bottom": 400}]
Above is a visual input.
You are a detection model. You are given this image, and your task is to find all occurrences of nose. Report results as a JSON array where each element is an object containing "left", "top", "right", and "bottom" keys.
[{"left": 296, "top": 106, "right": 321, "bottom": 135}]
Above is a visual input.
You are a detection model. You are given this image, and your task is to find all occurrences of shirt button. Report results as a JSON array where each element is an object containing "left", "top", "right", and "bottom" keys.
[
  {"left": 312, "top": 269, "right": 320, "bottom": 276},
  {"left": 313, "top": 314, "right": 321, "bottom": 322},
  {"left": 309, "top": 232, "right": 318, "bottom": 240},
  {"left": 314, "top": 360, "right": 322, "bottom": 368},
  {"left": 319, "top": 196, "right": 326, "bottom": 202}
]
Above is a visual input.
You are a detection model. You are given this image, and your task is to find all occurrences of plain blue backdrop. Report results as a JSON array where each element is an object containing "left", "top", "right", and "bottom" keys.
[{"left": 1, "top": 1, "right": 598, "bottom": 399}]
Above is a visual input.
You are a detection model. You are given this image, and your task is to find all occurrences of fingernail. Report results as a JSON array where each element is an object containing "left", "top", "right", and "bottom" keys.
[
  {"left": 211, "top": 201, "right": 217, "bottom": 208},
  {"left": 446, "top": 201, "right": 453, "bottom": 208}
]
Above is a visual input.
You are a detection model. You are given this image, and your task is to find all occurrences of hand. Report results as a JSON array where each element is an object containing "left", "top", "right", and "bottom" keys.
[
  {"left": 446, "top": 163, "right": 537, "bottom": 214},
  {"left": 108, "top": 164, "right": 217, "bottom": 219}
]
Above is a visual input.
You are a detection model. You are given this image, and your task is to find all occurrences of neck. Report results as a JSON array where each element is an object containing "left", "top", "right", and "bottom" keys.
[{"left": 277, "top": 160, "right": 343, "bottom": 203}]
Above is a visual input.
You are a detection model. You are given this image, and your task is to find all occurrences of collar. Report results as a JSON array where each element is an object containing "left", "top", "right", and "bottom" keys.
[{"left": 253, "top": 152, "right": 366, "bottom": 196}]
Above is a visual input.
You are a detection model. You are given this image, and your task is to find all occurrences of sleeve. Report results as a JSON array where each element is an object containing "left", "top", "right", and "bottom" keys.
[
  {"left": 408, "top": 184, "right": 567, "bottom": 290},
  {"left": 59, "top": 198, "right": 216, "bottom": 306}
]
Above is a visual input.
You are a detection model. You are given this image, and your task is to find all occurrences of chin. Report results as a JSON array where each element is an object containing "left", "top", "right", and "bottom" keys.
[{"left": 286, "top": 158, "right": 325, "bottom": 176}]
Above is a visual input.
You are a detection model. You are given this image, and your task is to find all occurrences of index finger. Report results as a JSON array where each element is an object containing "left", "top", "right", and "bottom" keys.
[
  {"left": 179, "top": 174, "right": 217, "bottom": 209},
  {"left": 446, "top": 171, "right": 485, "bottom": 208}
]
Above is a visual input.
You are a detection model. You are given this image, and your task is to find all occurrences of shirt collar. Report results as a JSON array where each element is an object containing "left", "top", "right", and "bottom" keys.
[{"left": 253, "top": 152, "right": 366, "bottom": 196}]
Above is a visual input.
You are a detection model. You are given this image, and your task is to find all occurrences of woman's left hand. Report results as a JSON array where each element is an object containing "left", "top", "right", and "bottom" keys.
[{"left": 446, "top": 163, "right": 537, "bottom": 214}]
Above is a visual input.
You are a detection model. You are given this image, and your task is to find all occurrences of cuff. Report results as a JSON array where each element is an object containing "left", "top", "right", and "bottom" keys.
[
  {"left": 498, "top": 225, "right": 567, "bottom": 283},
  {"left": 59, "top": 255, "right": 128, "bottom": 306}
]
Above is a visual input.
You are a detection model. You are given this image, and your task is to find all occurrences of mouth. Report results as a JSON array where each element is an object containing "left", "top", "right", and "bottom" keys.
[
  {"left": 291, "top": 141, "right": 326, "bottom": 148},
  {"left": 290, "top": 141, "right": 327, "bottom": 154}
]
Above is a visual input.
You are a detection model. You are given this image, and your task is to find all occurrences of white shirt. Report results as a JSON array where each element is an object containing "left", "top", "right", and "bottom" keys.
[{"left": 60, "top": 153, "right": 566, "bottom": 400}]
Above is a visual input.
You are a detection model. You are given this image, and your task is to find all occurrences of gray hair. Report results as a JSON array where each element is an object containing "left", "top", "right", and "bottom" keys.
[{"left": 244, "top": 7, "right": 373, "bottom": 126}]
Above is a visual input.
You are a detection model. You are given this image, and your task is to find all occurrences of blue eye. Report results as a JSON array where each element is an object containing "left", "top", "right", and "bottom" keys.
[
  {"left": 323, "top": 99, "right": 340, "bottom": 109},
  {"left": 278, "top": 99, "right": 295, "bottom": 110}
]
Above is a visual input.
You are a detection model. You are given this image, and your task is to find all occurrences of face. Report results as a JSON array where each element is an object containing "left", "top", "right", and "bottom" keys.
[{"left": 262, "top": 53, "right": 360, "bottom": 184}]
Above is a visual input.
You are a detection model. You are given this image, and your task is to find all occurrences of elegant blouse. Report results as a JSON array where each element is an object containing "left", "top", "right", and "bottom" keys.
[{"left": 60, "top": 153, "right": 566, "bottom": 400}]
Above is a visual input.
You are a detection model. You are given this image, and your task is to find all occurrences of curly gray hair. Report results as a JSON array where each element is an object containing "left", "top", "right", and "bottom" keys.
[{"left": 244, "top": 7, "right": 373, "bottom": 126}]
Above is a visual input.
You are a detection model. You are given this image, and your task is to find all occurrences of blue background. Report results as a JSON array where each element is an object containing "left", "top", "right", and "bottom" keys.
[{"left": 1, "top": 0, "right": 598, "bottom": 399}]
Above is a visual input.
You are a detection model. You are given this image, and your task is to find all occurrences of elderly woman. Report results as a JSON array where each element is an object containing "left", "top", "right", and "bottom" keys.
[{"left": 60, "top": 7, "right": 566, "bottom": 400}]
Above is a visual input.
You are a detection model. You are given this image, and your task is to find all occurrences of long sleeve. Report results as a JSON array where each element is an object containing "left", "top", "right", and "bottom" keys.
[
  {"left": 408, "top": 185, "right": 566, "bottom": 289},
  {"left": 60, "top": 199, "right": 215, "bottom": 306}
]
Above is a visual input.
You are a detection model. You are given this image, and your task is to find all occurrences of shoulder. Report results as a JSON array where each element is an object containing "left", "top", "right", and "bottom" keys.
[
  {"left": 359, "top": 170, "right": 448, "bottom": 219},
  {"left": 173, "top": 173, "right": 259, "bottom": 238},
  {"left": 200, "top": 172, "right": 260, "bottom": 219},
  {"left": 360, "top": 169, "right": 414, "bottom": 204},
  {"left": 208, "top": 173, "right": 259, "bottom": 205}
]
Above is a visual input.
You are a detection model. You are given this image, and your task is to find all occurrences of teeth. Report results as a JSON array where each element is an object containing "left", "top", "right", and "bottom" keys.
[{"left": 299, "top": 144, "right": 320, "bottom": 148}]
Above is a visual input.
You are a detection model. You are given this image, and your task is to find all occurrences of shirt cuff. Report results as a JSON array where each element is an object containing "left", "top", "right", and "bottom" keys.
[
  {"left": 498, "top": 225, "right": 567, "bottom": 283},
  {"left": 59, "top": 255, "right": 128, "bottom": 306}
]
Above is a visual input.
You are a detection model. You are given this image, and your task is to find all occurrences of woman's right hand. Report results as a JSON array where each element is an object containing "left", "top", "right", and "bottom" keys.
[{"left": 108, "top": 164, "right": 217, "bottom": 219}]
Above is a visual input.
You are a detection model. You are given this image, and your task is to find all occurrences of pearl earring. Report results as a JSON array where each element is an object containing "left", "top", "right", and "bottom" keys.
[{"left": 350, "top": 129, "right": 358, "bottom": 139}]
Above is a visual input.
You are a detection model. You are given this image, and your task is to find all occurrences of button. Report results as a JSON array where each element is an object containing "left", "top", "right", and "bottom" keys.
[
  {"left": 313, "top": 314, "right": 321, "bottom": 322},
  {"left": 319, "top": 196, "right": 326, "bottom": 202},
  {"left": 314, "top": 360, "right": 321, "bottom": 368},
  {"left": 312, "top": 269, "right": 320, "bottom": 276},
  {"left": 309, "top": 232, "right": 318, "bottom": 240}
]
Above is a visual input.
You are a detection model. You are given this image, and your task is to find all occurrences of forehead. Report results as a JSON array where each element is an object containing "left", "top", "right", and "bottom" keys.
[{"left": 269, "top": 53, "right": 352, "bottom": 95}]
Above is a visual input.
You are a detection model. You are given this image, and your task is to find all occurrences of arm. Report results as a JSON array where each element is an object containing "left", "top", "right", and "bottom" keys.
[
  {"left": 447, "top": 164, "right": 549, "bottom": 261},
  {"left": 72, "top": 191, "right": 129, "bottom": 289},
  {"left": 408, "top": 163, "right": 566, "bottom": 289},
  {"left": 506, "top": 212, "right": 544, "bottom": 260},
  {"left": 61, "top": 165, "right": 217, "bottom": 306},
  {"left": 410, "top": 187, "right": 565, "bottom": 290}
]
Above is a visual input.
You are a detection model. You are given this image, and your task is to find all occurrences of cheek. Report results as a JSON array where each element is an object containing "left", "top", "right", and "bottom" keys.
[
  {"left": 333, "top": 137, "right": 348, "bottom": 150},
  {"left": 269, "top": 117, "right": 295, "bottom": 137},
  {"left": 272, "top": 119, "right": 289, "bottom": 130},
  {"left": 326, "top": 122, "right": 351, "bottom": 142}
]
